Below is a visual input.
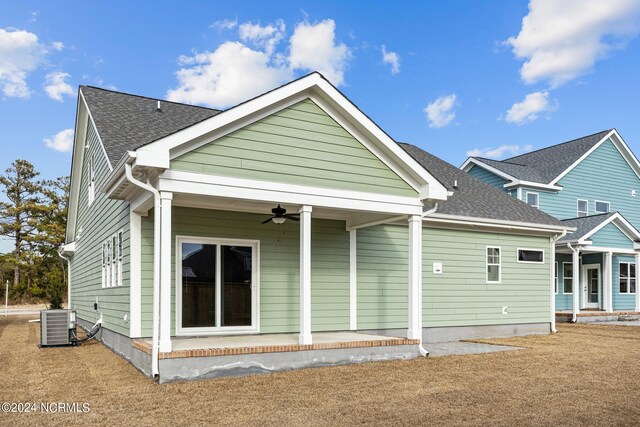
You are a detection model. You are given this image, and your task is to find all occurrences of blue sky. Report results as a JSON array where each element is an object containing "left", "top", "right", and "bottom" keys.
[{"left": 1, "top": 1, "right": 640, "bottom": 251}]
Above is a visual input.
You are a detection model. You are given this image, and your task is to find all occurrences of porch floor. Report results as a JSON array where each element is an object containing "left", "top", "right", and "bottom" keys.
[{"left": 133, "top": 332, "right": 419, "bottom": 359}]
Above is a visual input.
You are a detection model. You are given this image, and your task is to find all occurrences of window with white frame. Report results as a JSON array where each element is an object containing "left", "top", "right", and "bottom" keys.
[
  {"left": 595, "top": 201, "right": 610, "bottom": 214},
  {"left": 526, "top": 192, "right": 539, "bottom": 209},
  {"left": 563, "top": 262, "right": 573, "bottom": 294},
  {"left": 517, "top": 249, "right": 544, "bottom": 263},
  {"left": 88, "top": 155, "right": 95, "bottom": 206},
  {"left": 102, "top": 231, "right": 123, "bottom": 287},
  {"left": 555, "top": 262, "right": 558, "bottom": 294},
  {"left": 486, "top": 246, "right": 501, "bottom": 283},
  {"left": 577, "top": 199, "right": 588, "bottom": 217},
  {"left": 619, "top": 262, "right": 636, "bottom": 294}
]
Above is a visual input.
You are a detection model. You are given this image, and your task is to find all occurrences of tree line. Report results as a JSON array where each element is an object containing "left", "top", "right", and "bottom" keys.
[{"left": 0, "top": 159, "right": 69, "bottom": 308}]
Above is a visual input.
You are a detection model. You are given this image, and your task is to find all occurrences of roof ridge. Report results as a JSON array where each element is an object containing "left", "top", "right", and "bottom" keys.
[
  {"left": 504, "top": 129, "right": 612, "bottom": 161},
  {"left": 475, "top": 157, "right": 528, "bottom": 167},
  {"left": 80, "top": 85, "right": 221, "bottom": 112}
]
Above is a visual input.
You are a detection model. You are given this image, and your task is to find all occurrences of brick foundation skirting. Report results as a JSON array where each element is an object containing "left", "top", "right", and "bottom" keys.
[{"left": 132, "top": 337, "right": 419, "bottom": 359}]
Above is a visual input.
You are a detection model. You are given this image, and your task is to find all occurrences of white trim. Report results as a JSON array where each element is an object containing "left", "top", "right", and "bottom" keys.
[
  {"left": 525, "top": 191, "right": 539, "bottom": 209},
  {"left": 562, "top": 261, "right": 574, "bottom": 294},
  {"left": 424, "top": 213, "right": 573, "bottom": 234},
  {"left": 576, "top": 199, "right": 588, "bottom": 217},
  {"left": 503, "top": 180, "right": 563, "bottom": 191},
  {"left": 594, "top": 200, "right": 610, "bottom": 214},
  {"left": 349, "top": 229, "right": 357, "bottom": 331},
  {"left": 578, "top": 212, "right": 640, "bottom": 244},
  {"left": 157, "top": 170, "right": 424, "bottom": 215},
  {"left": 635, "top": 253, "right": 640, "bottom": 311},
  {"left": 460, "top": 158, "right": 516, "bottom": 181},
  {"left": 554, "top": 261, "right": 559, "bottom": 294},
  {"left": 129, "top": 210, "right": 142, "bottom": 338},
  {"left": 604, "top": 251, "right": 613, "bottom": 312},
  {"left": 585, "top": 246, "right": 637, "bottom": 255},
  {"left": 407, "top": 215, "right": 422, "bottom": 340},
  {"left": 516, "top": 248, "right": 545, "bottom": 264},
  {"left": 299, "top": 205, "right": 312, "bottom": 345},
  {"left": 581, "top": 263, "right": 601, "bottom": 309},
  {"left": 486, "top": 246, "right": 501, "bottom": 284},
  {"left": 159, "top": 192, "right": 172, "bottom": 352},
  {"left": 79, "top": 89, "right": 113, "bottom": 171},
  {"left": 175, "top": 235, "right": 260, "bottom": 336}
]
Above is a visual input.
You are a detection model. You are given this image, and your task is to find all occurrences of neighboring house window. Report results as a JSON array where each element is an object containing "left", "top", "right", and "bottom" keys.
[
  {"left": 563, "top": 263, "right": 573, "bottom": 294},
  {"left": 517, "top": 249, "right": 544, "bottom": 263},
  {"left": 555, "top": 262, "right": 558, "bottom": 294},
  {"left": 577, "top": 199, "right": 588, "bottom": 217},
  {"left": 101, "top": 232, "right": 123, "bottom": 288},
  {"left": 486, "top": 246, "right": 501, "bottom": 283},
  {"left": 526, "top": 192, "right": 539, "bottom": 209},
  {"left": 88, "top": 156, "right": 95, "bottom": 206},
  {"left": 619, "top": 262, "right": 636, "bottom": 294},
  {"left": 595, "top": 201, "right": 610, "bottom": 214}
]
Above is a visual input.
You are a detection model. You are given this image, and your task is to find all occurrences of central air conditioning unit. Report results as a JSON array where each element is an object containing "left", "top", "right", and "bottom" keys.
[{"left": 40, "top": 309, "right": 77, "bottom": 347}]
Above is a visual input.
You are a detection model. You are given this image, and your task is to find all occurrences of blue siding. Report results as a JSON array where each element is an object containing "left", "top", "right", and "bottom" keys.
[
  {"left": 555, "top": 254, "right": 574, "bottom": 310},
  {"left": 555, "top": 253, "right": 604, "bottom": 310},
  {"left": 590, "top": 223, "right": 635, "bottom": 249},
  {"left": 612, "top": 256, "right": 637, "bottom": 310},
  {"left": 467, "top": 165, "right": 509, "bottom": 191}
]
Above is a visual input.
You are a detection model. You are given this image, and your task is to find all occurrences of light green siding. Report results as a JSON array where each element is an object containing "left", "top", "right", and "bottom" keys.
[
  {"left": 590, "top": 223, "right": 635, "bottom": 249},
  {"left": 140, "top": 208, "right": 350, "bottom": 337},
  {"left": 171, "top": 99, "right": 416, "bottom": 197},
  {"left": 422, "top": 228, "right": 551, "bottom": 327},
  {"left": 69, "top": 121, "right": 131, "bottom": 335}
]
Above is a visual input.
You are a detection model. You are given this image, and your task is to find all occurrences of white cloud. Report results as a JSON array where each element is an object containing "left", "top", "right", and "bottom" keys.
[
  {"left": 466, "top": 144, "right": 534, "bottom": 159},
  {"left": 0, "top": 28, "right": 46, "bottom": 98},
  {"left": 381, "top": 45, "right": 400, "bottom": 74},
  {"left": 211, "top": 18, "right": 238, "bottom": 31},
  {"left": 505, "top": 91, "right": 556, "bottom": 124},
  {"left": 424, "top": 94, "right": 457, "bottom": 128},
  {"left": 507, "top": 0, "right": 640, "bottom": 87},
  {"left": 44, "top": 128, "right": 74, "bottom": 152},
  {"left": 289, "top": 19, "right": 351, "bottom": 86},
  {"left": 44, "top": 71, "right": 74, "bottom": 101},
  {"left": 238, "top": 20, "right": 285, "bottom": 56},
  {"left": 52, "top": 41, "right": 64, "bottom": 51},
  {"left": 166, "top": 41, "right": 292, "bottom": 108}
]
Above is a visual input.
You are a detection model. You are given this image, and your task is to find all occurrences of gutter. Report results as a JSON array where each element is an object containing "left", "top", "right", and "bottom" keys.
[
  {"left": 424, "top": 213, "right": 575, "bottom": 235},
  {"left": 549, "top": 230, "right": 567, "bottom": 333},
  {"left": 57, "top": 248, "right": 72, "bottom": 308},
  {"left": 124, "top": 155, "right": 161, "bottom": 379}
]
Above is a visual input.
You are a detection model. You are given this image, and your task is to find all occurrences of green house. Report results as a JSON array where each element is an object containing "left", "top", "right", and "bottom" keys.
[{"left": 61, "top": 73, "right": 570, "bottom": 382}]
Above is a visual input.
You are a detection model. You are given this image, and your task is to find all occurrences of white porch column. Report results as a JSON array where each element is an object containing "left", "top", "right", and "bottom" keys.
[
  {"left": 159, "top": 191, "right": 173, "bottom": 353},
  {"left": 635, "top": 252, "right": 640, "bottom": 312},
  {"left": 129, "top": 209, "right": 142, "bottom": 338},
  {"left": 299, "top": 205, "right": 313, "bottom": 345},
  {"left": 572, "top": 246, "right": 580, "bottom": 321},
  {"left": 604, "top": 252, "right": 613, "bottom": 312},
  {"left": 407, "top": 215, "right": 423, "bottom": 340},
  {"left": 549, "top": 237, "right": 556, "bottom": 332},
  {"left": 349, "top": 229, "right": 357, "bottom": 331}
]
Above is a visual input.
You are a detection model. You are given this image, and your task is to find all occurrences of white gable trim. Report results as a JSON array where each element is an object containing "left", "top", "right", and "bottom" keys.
[
  {"left": 79, "top": 89, "right": 113, "bottom": 172},
  {"left": 460, "top": 157, "right": 517, "bottom": 182},
  {"left": 137, "top": 73, "right": 448, "bottom": 201},
  {"left": 579, "top": 212, "right": 640, "bottom": 245},
  {"left": 550, "top": 129, "right": 640, "bottom": 185}
]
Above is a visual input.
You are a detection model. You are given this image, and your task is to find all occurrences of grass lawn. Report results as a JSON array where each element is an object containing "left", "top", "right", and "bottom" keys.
[{"left": 1, "top": 315, "right": 639, "bottom": 426}]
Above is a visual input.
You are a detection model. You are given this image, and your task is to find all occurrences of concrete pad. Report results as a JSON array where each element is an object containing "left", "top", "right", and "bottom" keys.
[{"left": 426, "top": 341, "right": 524, "bottom": 357}]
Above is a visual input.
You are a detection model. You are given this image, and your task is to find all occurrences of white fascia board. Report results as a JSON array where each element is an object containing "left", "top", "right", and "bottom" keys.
[
  {"left": 65, "top": 95, "right": 86, "bottom": 244},
  {"left": 158, "top": 170, "right": 424, "bottom": 215},
  {"left": 503, "top": 180, "right": 563, "bottom": 191},
  {"left": 608, "top": 129, "right": 640, "bottom": 181},
  {"left": 581, "top": 212, "right": 640, "bottom": 243},
  {"left": 424, "top": 213, "right": 574, "bottom": 234},
  {"left": 586, "top": 245, "right": 637, "bottom": 255},
  {"left": 460, "top": 158, "right": 517, "bottom": 182},
  {"left": 79, "top": 89, "right": 113, "bottom": 172},
  {"left": 549, "top": 130, "right": 616, "bottom": 185}
]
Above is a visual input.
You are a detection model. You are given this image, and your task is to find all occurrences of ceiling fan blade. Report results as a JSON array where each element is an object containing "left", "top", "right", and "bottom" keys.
[
  {"left": 285, "top": 215, "right": 300, "bottom": 221},
  {"left": 261, "top": 217, "right": 273, "bottom": 224}
]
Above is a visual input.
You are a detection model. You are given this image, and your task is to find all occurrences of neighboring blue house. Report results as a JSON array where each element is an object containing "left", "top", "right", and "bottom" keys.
[{"left": 462, "top": 129, "right": 640, "bottom": 320}]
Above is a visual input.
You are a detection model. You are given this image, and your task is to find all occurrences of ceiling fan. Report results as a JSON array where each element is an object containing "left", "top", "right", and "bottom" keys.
[{"left": 261, "top": 204, "right": 299, "bottom": 224}]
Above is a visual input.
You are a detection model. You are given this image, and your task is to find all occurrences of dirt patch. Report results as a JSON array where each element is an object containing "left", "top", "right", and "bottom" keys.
[{"left": 1, "top": 316, "right": 639, "bottom": 426}]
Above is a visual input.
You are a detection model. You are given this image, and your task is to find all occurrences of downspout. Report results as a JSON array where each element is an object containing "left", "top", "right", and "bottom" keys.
[
  {"left": 124, "top": 160, "right": 161, "bottom": 379},
  {"left": 567, "top": 242, "right": 580, "bottom": 323},
  {"left": 57, "top": 249, "right": 72, "bottom": 309},
  {"left": 549, "top": 230, "right": 567, "bottom": 333},
  {"left": 416, "top": 202, "right": 439, "bottom": 357}
]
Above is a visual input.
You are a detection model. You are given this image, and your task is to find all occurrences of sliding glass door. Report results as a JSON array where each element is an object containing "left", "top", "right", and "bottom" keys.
[{"left": 178, "top": 237, "right": 258, "bottom": 335}]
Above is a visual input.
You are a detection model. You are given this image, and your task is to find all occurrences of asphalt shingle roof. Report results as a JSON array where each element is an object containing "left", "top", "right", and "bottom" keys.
[
  {"left": 558, "top": 212, "right": 622, "bottom": 243},
  {"left": 80, "top": 86, "right": 220, "bottom": 166},
  {"left": 400, "top": 143, "right": 566, "bottom": 227},
  {"left": 472, "top": 130, "right": 612, "bottom": 184}
]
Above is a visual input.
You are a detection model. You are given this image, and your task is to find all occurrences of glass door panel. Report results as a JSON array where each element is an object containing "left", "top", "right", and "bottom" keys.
[
  {"left": 221, "top": 245, "right": 253, "bottom": 327},
  {"left": 588, "top": 268, "right": 599, "bottom": 304},
  {"left": 181, "top": 243, "right": 217, "bottom": 328}
]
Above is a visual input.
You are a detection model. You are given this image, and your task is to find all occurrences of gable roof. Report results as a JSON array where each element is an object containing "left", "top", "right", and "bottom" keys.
[
  {"left": 400, "top": 143, "right": 567, "bottom": 228},
  {"left": 558, "top": 212, "right": 640, "bottom": 245},
  {"left": 80, "top": 86, "right": 220, "bottom": 166},
  {"left": 463, "top": 130, "right": 613, "bottom": 185}
]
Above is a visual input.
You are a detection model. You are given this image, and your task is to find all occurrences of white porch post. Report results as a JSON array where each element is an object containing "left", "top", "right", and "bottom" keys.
[
  {"left": 159, "top": 191, "right": 173, "bottom": 353},
  {"left": 549, "top": 238, "right": 556, "bottom": 332},
  {"left": 635, "top": 251, "right": 640, "bottom": 312},
  {"left": 604, "top": 252, "right": 613, "bottom": 312},
  {"left": 349, "top": 229, "right": 357, "bottom": 331},
  {"left": 299, "top": 205, "right": 313, "bottom": 345},
  {"left": 407, "top": 215, "right": 422, "bottom": 340},
  {"left": 572, "top": 246, "right": 580, "bottom": 321}
]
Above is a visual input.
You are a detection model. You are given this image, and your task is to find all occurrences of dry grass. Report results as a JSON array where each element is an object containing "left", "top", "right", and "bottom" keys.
[{"left": 1, "top": 316, "right": 639, "bottom": 427}]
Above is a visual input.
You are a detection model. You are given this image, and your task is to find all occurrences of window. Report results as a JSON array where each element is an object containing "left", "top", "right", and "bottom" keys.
[
  {"left": 595, "top": 201, "right": 610, "bottom": 214},
  {"left": 577, "top": 199, "right": 588, "bottom": 217},
  {"left": 88, "top": 156, "right": 95, "bottom": 206},
  {"left": 526, "top": 192, "right": 539, "bottom": 209},
  {"left": 554, "top": 262, "right": 558, "bottom": 294},
  {"left": 619, "top": 262, "right": 636, "bottom": 294},
  {"left": 563, "top": 263, "right": 573, "bottom": 294},
  {"left": 101, "top": 231, "right": 123, "bottom": 288},
  {"left": 486, "top": 246, "right": 501, "bottom": 283},
  {"left": 517, "top": 249, "right": 544, "bottom": 263}
]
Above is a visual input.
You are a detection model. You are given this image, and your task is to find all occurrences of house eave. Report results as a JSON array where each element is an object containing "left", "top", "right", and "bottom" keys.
[{"left": 424, "top": 213, "right": 575, "bottom": 234}]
